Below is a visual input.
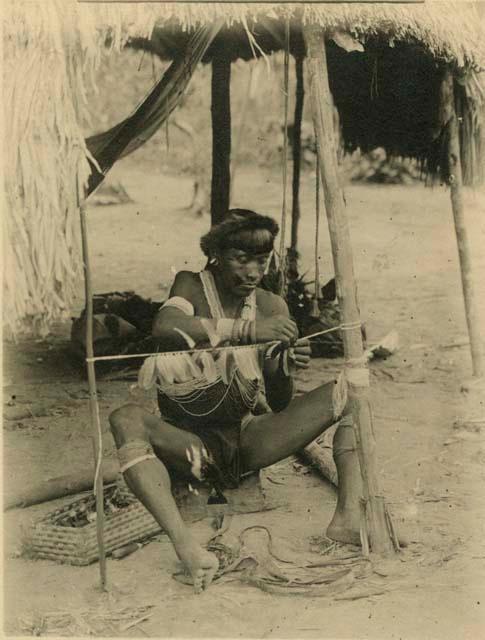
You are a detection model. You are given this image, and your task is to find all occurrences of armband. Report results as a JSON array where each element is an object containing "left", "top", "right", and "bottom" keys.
[
  {"left": 237, "top": 320, "right": 257, "bottom": 345},
  {"left": 264, "top": 343, "right": 290, "bottom": 376},
  {"left": 161, "top": 296, "right": 194, "bottom": 316},
  {"left": 264, "top": 343, "right": 281, "bottom": 360},
  {"left": 173, "top": 327, "right": 196, "bottom": 349}
]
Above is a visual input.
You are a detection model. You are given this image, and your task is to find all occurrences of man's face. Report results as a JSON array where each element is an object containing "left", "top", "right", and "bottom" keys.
[{"left": 218, "top": 248, "right": 271, "bottom": 298}]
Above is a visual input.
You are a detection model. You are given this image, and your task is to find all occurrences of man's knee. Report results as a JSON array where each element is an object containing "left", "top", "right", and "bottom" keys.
[{"left": 109, "top": 403, "right": 147, "bottom": 445}]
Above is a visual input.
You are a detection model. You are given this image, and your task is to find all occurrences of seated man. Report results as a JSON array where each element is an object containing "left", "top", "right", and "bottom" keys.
[{"left": 109, "top": 209, "right": 362, "bottom": 593}]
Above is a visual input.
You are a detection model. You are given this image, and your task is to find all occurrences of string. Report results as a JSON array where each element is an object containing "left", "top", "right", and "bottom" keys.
[
  {"left": 340, "top": 321, "right": 362, "bottom": 331},
  {"left": 85, "top": 323, "right": 361, "bottom": 364}
]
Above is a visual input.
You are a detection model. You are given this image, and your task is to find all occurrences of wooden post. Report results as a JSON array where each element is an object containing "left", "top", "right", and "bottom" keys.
[
  {"left": 211, "top": 50, "right": 231, "bottom": 226},
  {"left": 291, "top": 55, "right": 305, "bottom": 252},
  {"left": 231, "top": 66, "right": 253, "bottom": 200},
  {"left": 441, "top": 70, "right": 484, "bottom": 378},
  {"left": 79, "top": 189, "right": 108, "bottom": 589},
  {"left": 303, "top": 24, "right": 395, "bottom": 555},
  {"left": 5, "top": 462, "right": 119, "bottom": 510}
]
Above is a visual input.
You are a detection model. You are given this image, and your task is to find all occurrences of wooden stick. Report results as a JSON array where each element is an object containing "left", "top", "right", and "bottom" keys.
[
  {"left": 313, "top": 153, "right": 322, "bottom": 316},
  {"left": 79, "top": 194, "right": 108, "bottom": 590},
  {"left": 303, "top": 25, "right": 395, "bottom": 556},
  {"left": 301, "top": 423, "right": 338, "bottom": 487},
  {"left": 384, "top": 502, "right": 401, "bottom": 552},
  {"left": 210, "top": 49, "right": 231, "bottom": 226},
  {"left": 4, "top": 463, "right": 119, "bottom": 510},
  {"left": 278, "top": 19, "right": 291, "bottom": 295},
  {"left": 120, "top": 613, "right": 154, "bottom": 633},
  {"left": 441, "top": 69, "right": 484, "bottom": 378},
  {"left": 335, "top": 588, "right": 385, "bottom": 601},
  {"left": 301, "top": 441, "right": 338, "bottom": 487},
  {"left": 291, "top": 54, "right": 305, "bottom": 252},
  {"left": 359, "top": 498, "right": 370, "bottom": 558}
]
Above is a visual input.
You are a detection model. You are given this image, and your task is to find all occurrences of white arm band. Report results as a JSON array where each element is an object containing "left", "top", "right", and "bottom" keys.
[{"left": 161, "top": 296, "right": 195, "bottom": 316}]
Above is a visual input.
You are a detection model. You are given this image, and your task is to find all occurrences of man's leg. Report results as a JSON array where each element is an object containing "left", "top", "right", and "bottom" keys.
[
  {"left": 325, "top": 414, "right": 362, "bottom": 544},
  {"left": 240, "top": 379, "right": 362, "bottom": 544},
  {"left": 109, "top": 404, "right": 218, "bottom": 592},
  {"left": 240, "top": 380, "right": 344, "bottom": 468}
]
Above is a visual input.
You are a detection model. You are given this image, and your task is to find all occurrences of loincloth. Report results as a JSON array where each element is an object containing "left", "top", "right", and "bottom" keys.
[
  {"left": 156, "top": 385, "right": 258, "bottom": 490},
  {"left": 157, "top": 409, "right": 254, "bottom": 491}
]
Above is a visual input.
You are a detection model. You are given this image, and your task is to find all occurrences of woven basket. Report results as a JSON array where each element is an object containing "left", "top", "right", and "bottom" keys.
[
  {"left": 24, "top": 472, "right": 268, "bottom": 566},
  {"left": 24, "top": 486, "right": 161, "bottom": 566}
]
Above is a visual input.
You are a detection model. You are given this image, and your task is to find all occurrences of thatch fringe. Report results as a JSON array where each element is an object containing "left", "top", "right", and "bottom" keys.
[
  {"left": 3, "top": 2, "right": 100, "bottom": 336},
  {"left": 5, "top": 2, "right": 485, "bottom": 69},
  {"left": 3, "top": 1, "right": 485, "bottom": 336}
]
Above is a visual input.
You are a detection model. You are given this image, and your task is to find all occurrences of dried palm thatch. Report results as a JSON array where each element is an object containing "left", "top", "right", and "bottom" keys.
[
  {"left": 3, "top": 3, "right": 105, "bottom": 337},
  {"left": 3, "top": 1, "right": 485, "bottom": 336}
]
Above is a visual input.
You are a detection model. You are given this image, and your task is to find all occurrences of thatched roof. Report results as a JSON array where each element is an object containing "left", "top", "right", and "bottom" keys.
[
  {"left": 4, "top": 1, "right": 485, "bottom": 337},
  {"left": 6, "top": 2, "right": 484, "bottom": 67},
  {"left": 125, "top": 2, "right": 485, "bottom": 69}
]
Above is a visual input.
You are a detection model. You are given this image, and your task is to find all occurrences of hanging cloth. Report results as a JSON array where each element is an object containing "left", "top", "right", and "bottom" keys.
[{"left": 85, "top": 23, "right": 222, "bottom": 196}]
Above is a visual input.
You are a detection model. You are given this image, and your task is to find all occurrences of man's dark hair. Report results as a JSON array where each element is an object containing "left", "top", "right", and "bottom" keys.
[{"left": 200, "top": 209, "right": 279, "bottom": 258}]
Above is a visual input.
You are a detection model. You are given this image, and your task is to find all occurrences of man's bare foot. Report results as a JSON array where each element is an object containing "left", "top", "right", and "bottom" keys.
[
  {"left": 175, "top": 535, "right": 219, "bottom": 593},
  {"left": 326, "top": 508, "right": 361, "bottom": 546},
  {"left": 326, "top": 509, "right": 409, "bottom": 548}
]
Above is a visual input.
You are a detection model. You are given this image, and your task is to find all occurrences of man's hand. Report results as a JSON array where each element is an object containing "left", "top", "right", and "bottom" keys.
[
  {"left": 256, "top": 315, "right": 298, "bottom": 345},
  {"left": 289, "top": 337, "right": 311, "bottom": 369}
]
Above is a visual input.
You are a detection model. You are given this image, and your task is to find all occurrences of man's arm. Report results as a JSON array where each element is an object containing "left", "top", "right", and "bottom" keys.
[
  {"left": 261, "top": 294, "right": 295, "bottom": 413},
  {"left": 152, "top": 272, "right": 211, "bottom": 350}
]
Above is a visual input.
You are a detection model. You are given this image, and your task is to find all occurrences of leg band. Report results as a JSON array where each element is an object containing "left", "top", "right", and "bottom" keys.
[
  {"left": 118, "top": 440, "right": 157, "bottom": 473},
  {"left": 332, "top": 372, "right": 348, "bottom": 421}
]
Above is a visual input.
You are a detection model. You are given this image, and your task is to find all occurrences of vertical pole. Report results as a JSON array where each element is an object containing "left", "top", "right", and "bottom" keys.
[
  {"left": 211, "top": 48, "right": 231, "bottom": 226},
  {"left": 278, "top": 19, "right": 291, "bottom": 295},
  {"left": 312, "top": 154, "right": 322, "bottom": 317},
  {"left": 291, "top": 55, "right": 305, "bottom": 252},
  {"left": 441, "top": 70, "right": 484, "bottom": 378},
  {"left": 303, "top": 24, "right": 394, "bottom": 555},
  {"left": 78, "top": 186, "right": 107, "bottom": 589}
]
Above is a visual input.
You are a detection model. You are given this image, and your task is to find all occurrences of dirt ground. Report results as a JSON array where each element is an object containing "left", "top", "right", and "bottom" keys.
[{"left": 3, "top": 161, "right": 485, "bottom": 638}]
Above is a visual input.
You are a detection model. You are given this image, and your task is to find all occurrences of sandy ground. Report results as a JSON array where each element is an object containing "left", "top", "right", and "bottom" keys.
[{"left": 3, "top": 162, "right": 485, "bottom": 638}]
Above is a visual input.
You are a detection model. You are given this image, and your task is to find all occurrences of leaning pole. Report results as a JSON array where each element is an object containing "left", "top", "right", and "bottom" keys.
[
  {"left": 441, "top": 69, "right": 484, "bottom": 380},
  {"left": 78, "top": 181, "right": 108, "bottom": 590},
  {"left": 291, "top": 54, "right": 305, "bottom": 253},
  {"left": 303, "top": 24, "right": 395, "bottom": 555}
]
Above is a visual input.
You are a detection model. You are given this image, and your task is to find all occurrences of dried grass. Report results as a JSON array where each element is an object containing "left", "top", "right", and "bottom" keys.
[
  {"left": 19, "top": 604, "right": 155, "bottom": 636},
  {"left": 3, "top": 1, "right": 107, "bottom": 336}
]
